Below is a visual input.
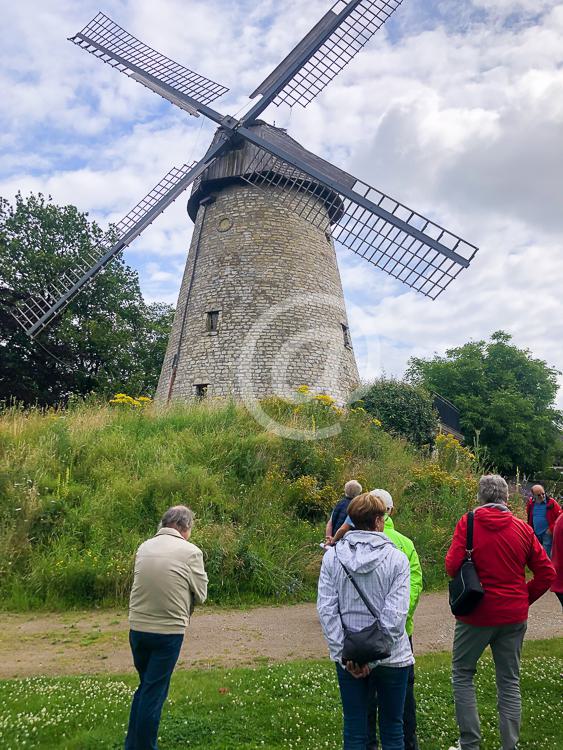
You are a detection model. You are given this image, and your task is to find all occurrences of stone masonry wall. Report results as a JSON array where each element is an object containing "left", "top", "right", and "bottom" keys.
[{"left": 155, "top": 182, "right": 360, "bottom": 405}]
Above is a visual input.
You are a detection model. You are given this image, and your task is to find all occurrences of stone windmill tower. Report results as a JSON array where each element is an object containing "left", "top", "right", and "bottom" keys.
[
  {"left": 155, "top": 122, "right": 359, "bottom": 403},
  {"left": 12, "top": 1, "right": 478, "bottom": 407}
]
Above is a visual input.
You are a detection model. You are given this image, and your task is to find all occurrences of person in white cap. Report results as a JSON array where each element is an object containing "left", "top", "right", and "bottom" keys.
[{"left": 330, "top": 489, "right": 423, "bottom": 750}]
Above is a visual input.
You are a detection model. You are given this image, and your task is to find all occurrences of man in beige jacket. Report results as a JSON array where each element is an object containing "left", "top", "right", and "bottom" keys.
[{"left": 125, "top": 505, "right": 208, "bottom": 750}]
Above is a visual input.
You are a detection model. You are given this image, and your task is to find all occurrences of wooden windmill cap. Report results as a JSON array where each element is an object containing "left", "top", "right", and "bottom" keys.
[{"left": 187, "top": 121, "right": 347, "bottom": 224}]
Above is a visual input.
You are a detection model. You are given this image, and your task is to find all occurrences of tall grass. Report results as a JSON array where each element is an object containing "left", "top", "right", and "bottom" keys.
[{"left": 0, "top": 398, "right": 478, "bottom": 610}]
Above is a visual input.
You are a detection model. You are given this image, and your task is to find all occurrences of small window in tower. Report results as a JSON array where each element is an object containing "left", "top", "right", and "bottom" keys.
[
  {"left": 342, "top": 323, "right": 352, "bottom": 349},
  {"left": 206, "top": 310, "right": 220, "bottom": 333},
  {"left": 195, "top": 384, "right": 208, "bottom": 399}
]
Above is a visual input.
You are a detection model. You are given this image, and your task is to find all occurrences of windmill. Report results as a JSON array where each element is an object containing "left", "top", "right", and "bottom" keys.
[{"left": 11, "top": 0, "right": 478, "bottom": 405}]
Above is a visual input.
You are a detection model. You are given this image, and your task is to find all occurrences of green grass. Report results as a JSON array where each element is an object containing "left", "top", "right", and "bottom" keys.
[
  {"left": 0, "top": 639, "right": 560, "bottom": 749},
  {"left": 0, "top": 398, "right": 478, "bottom": 609}
]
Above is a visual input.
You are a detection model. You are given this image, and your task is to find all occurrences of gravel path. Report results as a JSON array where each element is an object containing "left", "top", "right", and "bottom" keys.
[{"left": 1, "top": 592, "right": 561, "bottom": 679}]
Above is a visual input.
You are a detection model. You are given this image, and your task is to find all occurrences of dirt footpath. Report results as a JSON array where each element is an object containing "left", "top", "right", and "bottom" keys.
[{"left": 1, "top": 592, "right": 561, "bottom": 679}]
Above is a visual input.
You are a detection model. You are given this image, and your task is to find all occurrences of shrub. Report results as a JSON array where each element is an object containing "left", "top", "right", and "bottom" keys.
[
  {"left": 286, "top": 475, "right": 339, "bottom": 522},
  {"left": 0, "top": 398, "right": 479, "bottom": 609},
  {"left": 357, "top": 378, "right": 439, "bottom": 448}
]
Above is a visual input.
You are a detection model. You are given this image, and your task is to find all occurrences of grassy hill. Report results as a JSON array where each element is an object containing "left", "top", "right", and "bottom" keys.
[{"left": 0, "top": 397, "right": 478, "bottom": 610}]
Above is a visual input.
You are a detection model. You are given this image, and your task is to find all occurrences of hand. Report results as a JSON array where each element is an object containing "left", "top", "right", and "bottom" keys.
[{"left": 345, "top": 660, "right": 370, "bottom": 678}]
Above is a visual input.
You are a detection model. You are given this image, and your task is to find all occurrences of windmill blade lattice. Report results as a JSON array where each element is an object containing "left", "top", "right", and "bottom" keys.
[
  {"left": 241, "top": 144, "right": 477, "bottom": 299},
  {"left": 251, "top": 0, "right": 403, "bottom": 111},
  {"left": 70, "top": 13, "right": 229, "bottom": 111},
  {"left": 12, "top": 163, "right": 201, "bottom": 338},
  {"left": 332, "top": 180, "right": 477, "bottom": 299}
]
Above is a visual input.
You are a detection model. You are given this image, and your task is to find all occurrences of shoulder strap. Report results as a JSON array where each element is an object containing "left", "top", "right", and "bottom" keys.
[
  {"left": 466, "top": 511, "right": 474, "bottom": 559},
  {"left": 335, "top": 550, "right": 379, "bottom": 621}
]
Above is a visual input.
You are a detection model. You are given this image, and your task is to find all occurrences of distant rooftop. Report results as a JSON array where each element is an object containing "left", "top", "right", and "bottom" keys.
[{"left": 433, "top": 394, "right": 463, "bottom": 442}]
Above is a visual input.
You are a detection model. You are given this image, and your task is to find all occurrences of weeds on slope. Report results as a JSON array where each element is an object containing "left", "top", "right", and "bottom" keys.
[{"left": 0, "top": 398, "right": 479, "bottom": 609}]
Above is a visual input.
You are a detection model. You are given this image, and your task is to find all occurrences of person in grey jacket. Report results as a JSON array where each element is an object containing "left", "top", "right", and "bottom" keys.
[{"left": 318, "top": 492, "right": 413, "bottom": 750}]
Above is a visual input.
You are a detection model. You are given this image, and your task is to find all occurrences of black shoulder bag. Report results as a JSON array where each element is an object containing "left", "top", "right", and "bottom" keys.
[
  {"left": 336, "top": 552, "right": 393, "bottom": 665},
  {"left": 448, "top": 511, "right": 484, "bottom": 616}
]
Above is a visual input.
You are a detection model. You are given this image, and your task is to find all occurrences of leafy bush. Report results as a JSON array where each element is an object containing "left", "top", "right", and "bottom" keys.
[
  {"left": 286, "top": 475, "right": 339, "bottom": 522},
  {"left": 356, "top": 378, "right": 439, "bottom": 448},
  {"left": 0, "top": 397, "right": 478, "bottom": 609}
]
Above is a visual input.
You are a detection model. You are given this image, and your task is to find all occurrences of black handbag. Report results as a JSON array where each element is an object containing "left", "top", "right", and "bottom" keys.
[
  {"left": 336, "top": 553, "right": 393, "bottom": 666},
  {"left": 448, "top": 511, "right": 485, "bottom": 616}
]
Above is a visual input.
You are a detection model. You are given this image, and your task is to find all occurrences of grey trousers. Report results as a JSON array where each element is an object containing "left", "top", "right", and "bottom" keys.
[{"left": 451, "top": 620, "right": 527, "bottom": 750}]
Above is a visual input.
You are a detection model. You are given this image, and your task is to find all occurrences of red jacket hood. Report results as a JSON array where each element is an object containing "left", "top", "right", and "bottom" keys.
[{"left": 474, "top": 505, "right": 513, "bottom": 531}]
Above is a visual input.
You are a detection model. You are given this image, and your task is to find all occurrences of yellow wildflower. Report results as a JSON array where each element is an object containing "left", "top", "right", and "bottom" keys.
[{"left": 314, "top": 393, "right": 335, "bottom": 406}]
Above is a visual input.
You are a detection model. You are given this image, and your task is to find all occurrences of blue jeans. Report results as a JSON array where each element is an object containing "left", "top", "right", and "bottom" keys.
[
  {"left": 124, "top": 630, "right": 184, "bottom": 750},
  {"left": 336, "top": 663, "right": 410, "bottom": 750},
  {"left": 537, "top": 531, "right": 552, "bottom": 558},
  {"left": 367, "top": 637, "right": 418, "bottom": 750}
]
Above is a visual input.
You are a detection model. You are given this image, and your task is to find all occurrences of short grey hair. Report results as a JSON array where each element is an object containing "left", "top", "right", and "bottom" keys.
[
  {"left": 344, "top": 480, "right": 363, "bottom": 499},
  {"left": 478, "top": 474, "right": 508, "bottom": 505},
  {"left": 160, "top": 505, "right": 194, "bottom": 532}
]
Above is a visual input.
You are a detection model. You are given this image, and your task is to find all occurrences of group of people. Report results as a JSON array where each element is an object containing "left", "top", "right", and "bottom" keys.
[
  {"left": 318, "top": 477, "right": 561, "bottom": 750},
  {"left": 122, "top": 477, "right": 562, "bottom": 750},
  {"left": 319, "top": 483, "right": 421, "bottom": 750}
]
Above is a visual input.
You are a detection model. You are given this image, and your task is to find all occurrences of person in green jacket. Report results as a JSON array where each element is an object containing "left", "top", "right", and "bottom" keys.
[
  {"left": 370, "top": 489, "right": 422, "bottom": 750},
  {"left": 330, "top": 488, "right": 423, "bottom": 750}
]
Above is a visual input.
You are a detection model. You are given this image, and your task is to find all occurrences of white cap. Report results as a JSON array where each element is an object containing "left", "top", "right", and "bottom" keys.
[{"left": 370, "top": 489, "right": 393, "bottom": 512}]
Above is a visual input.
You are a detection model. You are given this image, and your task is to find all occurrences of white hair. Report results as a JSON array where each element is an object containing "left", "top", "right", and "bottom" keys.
[
  {"left": 159, "top": 505, "right": 194, "bottom": 532},
  {"left": 344, "top": 480, "right": 362, "bottom": 499},
  {"left": 478, "top": 475, "right": 508, "bottom": 505}
]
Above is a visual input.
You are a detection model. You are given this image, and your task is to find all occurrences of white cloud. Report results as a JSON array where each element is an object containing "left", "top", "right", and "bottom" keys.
[{"left": 1, "top": 0, "right": 563, "bottom": 406}]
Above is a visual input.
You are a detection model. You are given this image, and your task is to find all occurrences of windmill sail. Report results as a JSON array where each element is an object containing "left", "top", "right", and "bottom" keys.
[
  {"left": 238, "top": 131, "right": 477, "bottom": 299},
  {"left": 70, "top": 13, "right": 229, "bottom": 114},
  {"left": 18, "top": 2, "right": 479, "bottom": 357},
  {"left": 11, "top": 162, "right": 210, "bottom": 338},
  {"left": 247, "top": 0, "right": 403, "bottom": 115}
]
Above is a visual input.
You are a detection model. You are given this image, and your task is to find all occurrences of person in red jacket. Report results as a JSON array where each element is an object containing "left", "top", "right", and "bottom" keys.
[
  {"left": 551, "top": 512, "right": 563, "bottom": 608},
  {"left": 525, "top": 484, "right": 562, "bottom": 558},
  {"left": 445, "top": 474, "right": 555, "bottom": 750}
]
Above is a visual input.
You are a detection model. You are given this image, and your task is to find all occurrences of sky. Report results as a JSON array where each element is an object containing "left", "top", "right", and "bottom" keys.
[{"left": 1, "top": 0, "right": 563, "bottom": 403}]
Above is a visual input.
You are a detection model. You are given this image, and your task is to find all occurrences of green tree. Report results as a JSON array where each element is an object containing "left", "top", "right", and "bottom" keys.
[
  {"left": 0, "top": 193, "right": 174, "bottom": 405},
  {"left": 406, "top": 331, "right": 562, "bottom": 473},
  {"left": 357, "top": 378, "right": 439, "bottom": 448}
]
